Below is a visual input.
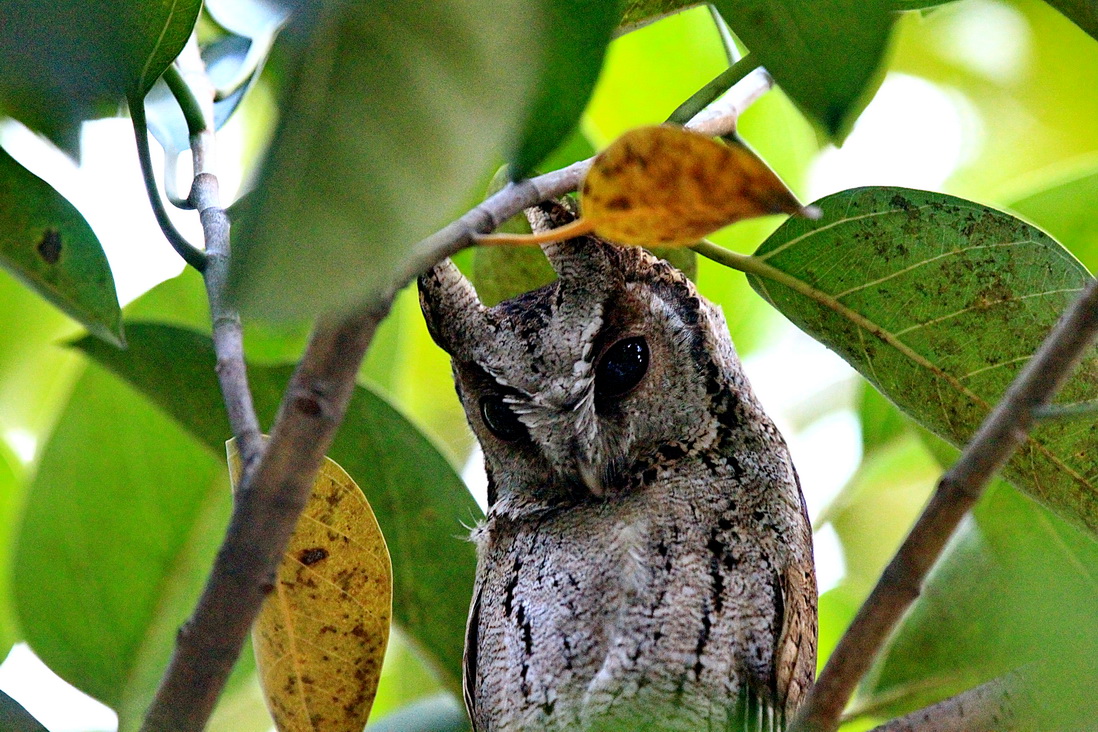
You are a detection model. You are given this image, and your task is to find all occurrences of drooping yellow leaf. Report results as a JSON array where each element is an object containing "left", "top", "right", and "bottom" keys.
[
  {"left": 581, "top": 125, "right": 813, "bottom": 247},
  {"left": 475, "top": 124, "right": 814, "bottom": 249},
  {"left": 227, "top": 440, "right": 392, "bottom": 732}
]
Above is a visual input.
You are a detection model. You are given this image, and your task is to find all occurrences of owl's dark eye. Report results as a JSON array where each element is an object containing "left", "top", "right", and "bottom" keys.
[
  {"left": 596, "top": 336, "right": 649, "bottom": 398},
  {"left": 480, "top": 395, "right": 527, "bottom": 442}
]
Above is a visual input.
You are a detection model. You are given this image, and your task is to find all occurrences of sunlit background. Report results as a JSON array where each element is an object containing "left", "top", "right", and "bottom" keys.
[{"left": 1, "top": 0, "right": 1097, "bottom": 729}]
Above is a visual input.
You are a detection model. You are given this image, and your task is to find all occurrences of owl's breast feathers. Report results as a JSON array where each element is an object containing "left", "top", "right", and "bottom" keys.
[{"left": 464, "top": 455, "right": 816, "bottom": 732}]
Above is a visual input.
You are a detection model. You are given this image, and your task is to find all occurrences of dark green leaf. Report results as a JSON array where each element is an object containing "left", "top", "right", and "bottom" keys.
[
  {"left": 710, "top": 0, "right": 895, "bottom": 139},
  {"left": 856, "top": 482, "right": 1098, "bottom": 725},
  {"left": 618, "top": 0, "right": 700, "bottom": 32},
  {"left": 750, "top": 187, "right": 1098, "bottom": 536},
  {"left": 0, "top": 0, "right": 201, "bottom": 152},
  {"left": 1008, "top": 163, "right": 1098, "bottom": 272},
  {"left": 0, "top": 148, "right": 122, "bottom": 344},
  {"left": 74, "top": 323, "right": 481, "bottom": 690},
  {"left": 11, "top": 362, "right": 251, "bottom": 726},
  {"left": 230, "top": 0, "right": 548, "bottom": 319},
  {"left": 508, "top": 0, "right": 618, "bottom": 179},
  {"left": 1043, "top": 0, "right": 1098, "bottom": 43},
  {"left": 0, "top": 690, "right": 48, "bottom": 732}
]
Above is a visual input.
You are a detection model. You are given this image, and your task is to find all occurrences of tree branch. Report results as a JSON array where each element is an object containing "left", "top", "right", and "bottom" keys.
[
  {"left": 867, "top": 673, "right": 1028, "bottom": 732},
  {"left": 140, "top": 59, "right": 777, "bottom": 731},
  {"left": 791, "top": 277, "right": 1098, "bottom": 732}
]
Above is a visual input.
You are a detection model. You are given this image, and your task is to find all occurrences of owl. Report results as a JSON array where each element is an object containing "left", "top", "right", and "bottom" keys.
[{"left": 419, "top": 201, "right": 817, "bottom": 732}]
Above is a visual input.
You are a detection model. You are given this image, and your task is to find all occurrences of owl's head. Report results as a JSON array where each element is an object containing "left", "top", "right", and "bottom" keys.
[{"left": 419, "top": 202, "right": 750, "bottom": 513}]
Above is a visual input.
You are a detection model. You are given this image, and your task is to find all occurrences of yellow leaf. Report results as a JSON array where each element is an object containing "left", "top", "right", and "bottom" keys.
[
  {"left": 227, "top": 440, "right": 393, "bottom": 732},
  {"left": 474, "top": 125, "right": 815, "bottom": 249},
  {"left": 581, "top": 125, "right": 812, "bottom": 247}
]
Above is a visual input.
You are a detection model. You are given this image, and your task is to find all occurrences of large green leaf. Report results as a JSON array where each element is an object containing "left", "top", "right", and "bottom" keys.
[
  {"left": 749, "top": 187, "right": 1098, "bottom": 535},
  {"left": 0, "top": 0, "right": 201, "bottom": 152},
  {"left": 1043, "top": 0, "right": 1098, "bottom": 43},
  {"left": 710, "top": 0, "right": 895, "bottom": 140},
  {"left": 230, "top": 0, "right": 548, "bottom": 319},
  {"left": 10, "top": 362, "right": 251, "bottom": 730},
  {"left": 0, "top": 149, "right": 122, "bottom": 345},
  {"left": 74, "top": 322, "right": 481, "bottom": 690},
  {"left": 854, "top": 482, "right": 1098, "bottom": 725},
  {"left": 508, "top": 0, "right": 618, "bottom": 178},
  {"left": 0, "top": 442, "right": 22, "bottom": 659}
]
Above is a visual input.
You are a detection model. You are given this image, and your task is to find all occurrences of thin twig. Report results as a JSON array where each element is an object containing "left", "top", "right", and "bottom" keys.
[
  {"left": 790, "top": 277, "right": 1098, "bottom": 732},
  {"left": 129, "top": 99, "right": 207, "bottom": 271},
  {"left": 139, "top": 38, "right": 264, "bottom": 732},
  {"left": 1034, "top": 399, "right": 1098, "bottom": 420},
  {"left": 867, "top": 672, "right": 1027, "bottom": 732},
  {"left": 139, "top": 59, "right": 777, "bottom": 732}
]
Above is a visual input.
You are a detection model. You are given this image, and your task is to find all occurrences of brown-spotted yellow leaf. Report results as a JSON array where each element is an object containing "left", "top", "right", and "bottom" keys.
[
  {"left": 581, "top": 125, "right": 811, "bottom": 247},
  {"left": 227, "top": 440, "right": 392, "bottom": 732}
]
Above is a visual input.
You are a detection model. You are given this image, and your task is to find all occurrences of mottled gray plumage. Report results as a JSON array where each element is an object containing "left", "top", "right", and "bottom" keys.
[{"left": 419, "top": 201, "right": 817, "bottom": 732}]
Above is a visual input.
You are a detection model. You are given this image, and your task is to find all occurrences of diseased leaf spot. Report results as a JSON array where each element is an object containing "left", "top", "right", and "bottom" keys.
[
  {"left": 37, "top": 229, "right": 62, "bottom": 264},
  {"left": 299, "top": 547, "right": 329, "bottom": 566}
]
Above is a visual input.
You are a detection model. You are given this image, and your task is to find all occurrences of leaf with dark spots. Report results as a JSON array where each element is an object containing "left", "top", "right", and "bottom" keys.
[
  {"left": 749, "top": 186, "right": 1098, "bottom": 536},
  {"left": 0, "top": 148, "right": 122, "bottom": 344}
]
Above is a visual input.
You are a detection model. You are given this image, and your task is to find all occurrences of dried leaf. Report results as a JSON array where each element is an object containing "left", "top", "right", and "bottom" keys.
[
  {"left": 475, "top": 125, "right": 812, "bottom": 249},
  {"left": 581, "top": 125, "right": 812, "bottom": 247},
  {"left": 227, "top": 441, "right": 392, "bottom": 732}
]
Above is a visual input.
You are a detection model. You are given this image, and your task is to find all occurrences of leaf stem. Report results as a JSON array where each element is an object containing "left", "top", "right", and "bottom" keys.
[
  {"left": 667, "top": 55, "right": 759, "bottom": 126},
  {"left": 129, "top": 99, "right": 207, "bottom": 271},
  {"left": 162, "top": 64, "right": 206, "bottom": 138}
]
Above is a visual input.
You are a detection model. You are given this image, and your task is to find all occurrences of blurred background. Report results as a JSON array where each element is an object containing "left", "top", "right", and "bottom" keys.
[{"left": 1, "top": 0, "right": 1097, "bottom": 729}]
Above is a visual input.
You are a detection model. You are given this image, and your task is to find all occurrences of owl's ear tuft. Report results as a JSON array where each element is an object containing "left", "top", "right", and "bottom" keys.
[
  {"left": 418, "top": 258, "right": 488, "bottom": 358},
  {"left": 527, "top": 200, "right": 619, "bottom": 290}
]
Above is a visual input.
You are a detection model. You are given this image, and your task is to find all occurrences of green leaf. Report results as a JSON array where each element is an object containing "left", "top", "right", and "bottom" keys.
[
  {"left": 0, "top": 441, "right": 24, "bottom": 660},
  {"left": 0, "top": 148, "right": 122, "bottom": 345},
  {"left": 74, "top": 322, "right": 481, "bottom": 690},
  {"left": 10, "top": 362, "right": 252, "bottom": 729},
  {"left": 230, "top": 0, "right": 548, "bottom": 319},
  {"left": 0, "top": 0, "right": 201, "bottom": 152},
  {"left": 618, "top": 0, "right": 700, "bottom": 32},
  {"left": 855, "top": 482, "right": 1098, "bottom": 725},
  {"left": 1008, "top": 161, "right": 1098, "bottom": 272},
  {"left": 749, "top": 187, "right": 1098, "bottom": 536},
  {"left": 858, "top": 381, "right": 910, "bottom": 455},
  {"left": 709, "top": 0, "right": 895, "bottom": 140},
  {"left": 1042, "top": 0, "right": 1098, "bottom": 43},
  {"left": 508, "top": 0, "right": 618, "bottom": 179}
]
